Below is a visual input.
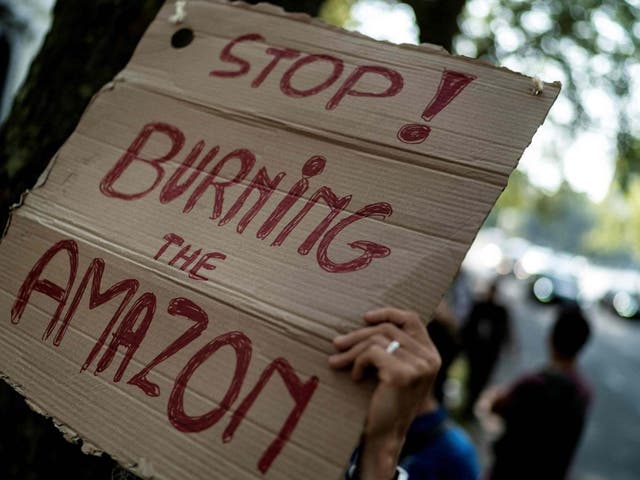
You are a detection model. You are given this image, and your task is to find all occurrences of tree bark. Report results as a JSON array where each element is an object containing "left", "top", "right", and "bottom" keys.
[
  {"left": 0, "top": 0, "right": 166, "bottom": 225},
  {"left": 244, "top": 0, "right": 323, "bottom": 17},
  {"left": 402, "top": 0, "right": 467, "bottom": 52}
]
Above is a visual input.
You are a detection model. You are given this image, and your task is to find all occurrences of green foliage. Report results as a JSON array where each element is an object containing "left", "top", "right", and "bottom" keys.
[
  {"left": 482, "top": 170, "right": 601, "bottom": 256},
  {"left": 616, "top": 132, "right": 640, "bottom": 191},
  {"left": 492, "top": 178, "right": 597, "bottom": 254},
  {"left": 455, "top": 0, "right": 640, "bottom": 190},
  {"left": 494, "top": 170, "right": 536, "bottom": 211},
  {"left": 587, "top": 179, "right": 640, "bottom": 262},
  {"left": 485, "top": 170, "right": 536, "bottom": 232},
  {"left": 326, "top": 0, "right": 639, "bottom": 195},
  {"left": 524, "top": 182, "right": 595, "bottom": 252},
  {"left": 319, "top": 0, "right": 358, "bottom": 26}
]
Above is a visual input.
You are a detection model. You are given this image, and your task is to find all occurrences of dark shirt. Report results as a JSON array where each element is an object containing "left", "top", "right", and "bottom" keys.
[
  {"left": 461, "top": 300, "right": 509, "bottom": 363},
  {"left": 490, "top": 367, "right": 592, "bottom": 480},
  {"left": 347, "top": 408, "right": 480, "bottom": 480}
]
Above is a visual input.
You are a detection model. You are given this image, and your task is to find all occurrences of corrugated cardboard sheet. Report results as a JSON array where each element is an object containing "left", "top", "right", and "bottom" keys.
[{"left": 0, "top": 1, "right": 559, "bottom": 478}]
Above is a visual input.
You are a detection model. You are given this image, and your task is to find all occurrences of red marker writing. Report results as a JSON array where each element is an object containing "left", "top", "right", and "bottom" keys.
[{"left": 397, "top": 69, "right": 477, "bottom": 144}]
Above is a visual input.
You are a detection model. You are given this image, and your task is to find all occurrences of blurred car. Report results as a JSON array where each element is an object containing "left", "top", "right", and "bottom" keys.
[
  {"left": 514, "top": 245, "right": 554, "bottom": 280},
  {"left": 530, "top": 271, "right": 580, "bottom": 306},
  {"left": 600, "top": 290, "right": 640, "bottom": 320}
]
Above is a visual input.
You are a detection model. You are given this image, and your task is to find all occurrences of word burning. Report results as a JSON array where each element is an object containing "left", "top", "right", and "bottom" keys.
[{"left": 99, "top": 121, "right": 393, "bottom": 273}]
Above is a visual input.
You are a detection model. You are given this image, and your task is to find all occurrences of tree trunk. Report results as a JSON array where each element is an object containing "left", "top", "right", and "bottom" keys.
[
  {"left": 0, "top": 0, "right": 165, "bottom": 224},
  {"left": 245, "top": 0, "right": 323, "bottom": 17},
  {"left": 0, "top": 0, "right": 324, "bottom": 226},
  {"left": 402, "top": 0, "right": 467, "bottom": 52}
]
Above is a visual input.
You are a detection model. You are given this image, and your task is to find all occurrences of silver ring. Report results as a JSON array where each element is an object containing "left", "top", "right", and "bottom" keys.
[{"left": 386, "top": 340, "right": 400, "bottom": 355}]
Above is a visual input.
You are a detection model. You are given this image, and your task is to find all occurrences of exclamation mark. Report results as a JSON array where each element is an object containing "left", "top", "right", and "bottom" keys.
[{"left": 397, "top": 69, "right": 477, "bottom": 144}]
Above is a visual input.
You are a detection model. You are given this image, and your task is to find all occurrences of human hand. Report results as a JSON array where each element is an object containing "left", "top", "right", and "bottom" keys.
[
  {"left": 475, "top": 386, "right": 507, "bottom": 437},
  {"left": 329, "top": 308, "right": 441, "bottom": 479}
]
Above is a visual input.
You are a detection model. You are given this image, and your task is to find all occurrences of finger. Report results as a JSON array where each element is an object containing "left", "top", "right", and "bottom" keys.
[
  {"left": 364, "top": 308, "right": 427, "bottom": 339},
  {"left": 330, "top": 334, "right": 416, "bottom": 370},
  {"left": 347, "top": 335, "right": 441, "bottom": 386},
  {"left": 351, "top": 344, "right": 402, "bottom": 381},
  {"left": 329, "top": 333, "right": 390, "bottom": 369},
  {"left": 335, "top": 321, "right": 425, "bottom": 351},
  {"left": 352, "top": 344, "right": 424, "bottom": 385},
  {"left": 333, "top": 326, "right": 387, "bottom": 351},
  {"left": 363, "top": 307, "right": 414, "bottom": 326}
]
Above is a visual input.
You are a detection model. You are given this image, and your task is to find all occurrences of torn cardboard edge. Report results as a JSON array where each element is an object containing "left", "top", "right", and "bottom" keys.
[
  {"left": 133, "top": 0, "right": 561, "bottom": 184},
  {"left": 0, "top": 1, "right": 561, "bottom": 478},
  {"left": 2, "top": 75, "right": 125, "bottom": 239},
  {"left": 187, "top": 0, "right": 561, "bottom": 90},
  {"left": 17, "top": 74, "right": 506, "bottom": 345},
  {"left": 0, "top": 77, "right": 196, "bottom": 480},
  {"left": 0, "top": 371, "right": 165, "bottom": 477},
  {"left": 2, "top": 0, "right": 561, "bottom": 242}
]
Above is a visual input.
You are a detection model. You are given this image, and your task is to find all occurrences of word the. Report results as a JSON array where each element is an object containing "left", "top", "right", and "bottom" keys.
[
  {"left": 153, "top": 232, "right": 227, "bottom": 281},
  {"left": 100, "top": 121, "right": 393, "bottom": 273},
  {"left": 11, "top": 239, "right": 319, "bottom": 473}
]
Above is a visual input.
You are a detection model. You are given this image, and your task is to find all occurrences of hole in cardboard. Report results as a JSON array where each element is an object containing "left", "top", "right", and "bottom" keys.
[{"left": 171, "top": 28, "right": 194, "bottom": 49}]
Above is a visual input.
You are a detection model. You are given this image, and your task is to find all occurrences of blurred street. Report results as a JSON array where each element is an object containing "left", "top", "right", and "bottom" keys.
[{"left": 477, "top": 276, "right": 640, "bottom": 480}]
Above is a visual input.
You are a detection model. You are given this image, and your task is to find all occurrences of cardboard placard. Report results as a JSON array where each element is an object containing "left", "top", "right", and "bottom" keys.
[{"left": 0, "top": 1, "right": 559, "bottom": 478}]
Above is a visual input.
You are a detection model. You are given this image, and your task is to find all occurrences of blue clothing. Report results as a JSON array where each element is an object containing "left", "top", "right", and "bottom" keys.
[
  {"left": 399, "top": 408, "right": 480, "bottom": 480},
  {"left": 347, "top": 408, "right": 480, "bottom": 480}
]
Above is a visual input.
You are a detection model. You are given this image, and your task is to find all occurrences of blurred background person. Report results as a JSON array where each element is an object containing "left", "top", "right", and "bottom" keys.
[
  {"left": 486, "top": 305, "right": 592, "bottom": 480},
  {"left": 428, "top": 300, "right": 462, "bottom": 405},
  {"left": 460, "top": 280, "right": 513, "bottom": 418},
  {"left": 446, "top": 269, "right": 474, "bottom": 325}
]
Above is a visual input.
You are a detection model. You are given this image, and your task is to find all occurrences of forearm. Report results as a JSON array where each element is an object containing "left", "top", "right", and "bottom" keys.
[
  {"left": 490, "top": 392, "right": 508, "bottom": 416},
  {"left": 358, "top": 429, "right": 406, "bottom": 480},
  {"left": 331, "top": 308, "right": 441, "bottom": 480}
]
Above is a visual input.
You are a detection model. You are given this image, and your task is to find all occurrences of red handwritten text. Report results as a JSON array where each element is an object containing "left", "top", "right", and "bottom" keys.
[
  {"left": 210, "top": 33, "right": 404, "bottom": 111},
  {"left": 397, "top": 69, "right": 477, "bottom": 144},
  {"left": 11, "top": 239, "right": 319, "bottom": 473},
  {"left": 99, "top": 122, "right": 394, "bottom": 274},
  {"left": 153, "top": 232, "right": 227, "bottom": 281}
]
